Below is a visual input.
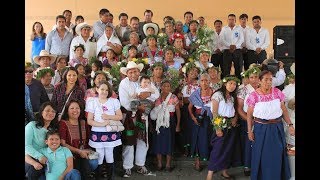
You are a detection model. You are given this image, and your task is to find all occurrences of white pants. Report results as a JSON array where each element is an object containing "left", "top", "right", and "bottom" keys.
[
  {"left": 96, "top": 147, "right": 114, "bottom": 164},
  {"left": 122, "top": 139, "right": 148, "bottom": 169},
  {"left": 288, "top": 155, "right": 295, "bottom": 180}
]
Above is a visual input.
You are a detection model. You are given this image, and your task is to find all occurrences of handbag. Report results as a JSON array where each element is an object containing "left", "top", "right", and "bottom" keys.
[
  {"left": 77, "top": 120, "right": 99, "bottom": 160},
  {"left": 58, "top": 89, "right": 75, "bottom": 121}
]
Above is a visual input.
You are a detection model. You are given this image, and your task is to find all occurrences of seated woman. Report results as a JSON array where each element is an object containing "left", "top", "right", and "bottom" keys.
[
  {"left": 121, "top": 32, "right": 143, "bottom": 60},
  {"left": 69, "top": 43, "right": 89, "bottom": 67},
  {"left": 51, "top": 56, "right": 68, "bottom": 86},
  {"left": 141, "top": 22, "right": 159, "bottom": 47},
  {"left": 164, "top": 46, "right": 181, "bottom": 71},
  {"left": 141, "top": 34, "right": 164, "bottom": 65},
  {"left": 25, "top": 101, "right": 59, "bottom": 180},
  {"left": 194, "top": 47, "right": 214, "bottom": 73},
  {"left": 96, "top": 24, "right": 122, "bottom": 60},
  {"left": 59, "top": 99, "right": 99, "bottom": 179},
  {"left": 171, "top": 32, "right": 188, "bottom": 64}
]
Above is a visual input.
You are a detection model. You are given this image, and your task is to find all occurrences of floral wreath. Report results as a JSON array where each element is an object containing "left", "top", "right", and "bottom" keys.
[
  {"left": 150, "top": 61, "right": 166, "bottom": 71},
  {"left": 146, "top": 34, "right": 158, "bottom": 42},
  {"left": 36, "top": 67, "right": 54, "bottom": 79},
  {"left": 181, "top": 62, "right": 200, "bottom": 74},
  {"left": 73, "top": 43, "right": 86, "bottom": 52},
  {"left": 242, "top": 67, "right": 261, "bottom": 78},
  {"left": 197, "top": 45, "right": 212, "bottom": 57},
  {"left": 169, "top": 32, "right": 184, "bottom": 44},
  {"left": 222, "top": 76, "right": 241, "bottom": 85},
  {"left": 25, "top": 62, "right": 32, "bottom": 68}
]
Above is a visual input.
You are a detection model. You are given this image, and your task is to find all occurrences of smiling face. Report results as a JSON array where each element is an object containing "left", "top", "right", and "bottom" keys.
[
  {"left": 46, "top": 133, "right": 61, "bottom": 151},
  {"left": 66, "top": 69, "right": 78, "bottom": 85},
  {"left": 96, "top": 83, "right": 109, "bottom": 98},
  {"left": 225, "top": 80, "right": 237, "bottom": 93},
  {"left": 42, "top": 105, "right": 57, "bottom": 122},
  {"left": 67, "top": 102, "right": 81, "bottom": 120}
]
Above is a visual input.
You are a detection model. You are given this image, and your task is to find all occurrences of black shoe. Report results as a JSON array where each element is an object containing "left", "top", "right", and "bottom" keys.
[
  {"left": 244, "top": 169, "right": 251, "bottom": 176},
  {"left": 106, "top": 163, "right": 114, "bottom": 180}
]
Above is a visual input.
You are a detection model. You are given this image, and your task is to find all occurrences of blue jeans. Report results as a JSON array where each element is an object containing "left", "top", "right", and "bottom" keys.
[
  {"left": 64, "top": 169, "right": 81, "bottom": 180},
  {"left": 88, "top": 159, "right": 99, "bottom": 171}
]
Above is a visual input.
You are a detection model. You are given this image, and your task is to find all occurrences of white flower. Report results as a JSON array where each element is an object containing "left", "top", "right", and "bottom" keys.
[
  {"left": 196, "top": 39, "right": 201, "bottom": 44},
  {"left": 208, "top": 64, "right": 213, "bottom": 68},
  {"left": 117, "top": 62, "right": 122, "bottom": 66},
  {"left": 222, "top": 78, "right": 227, "bottom": 83},
  {"left": 222, "top": 118, "right": 226, "bottom": 124},
  {"left": 113, "top": 78, "right": 117, "bottom": 81},
  {"left": 181, "top": 66, "right": 186, "bottom": 73},
  {"left": 91, "top": 71, "right": 95, "bottom": 78}
]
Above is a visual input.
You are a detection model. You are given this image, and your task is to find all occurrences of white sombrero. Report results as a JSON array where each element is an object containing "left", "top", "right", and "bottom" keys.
[
  {"left": 33, "top": 50, "right": 56, "bottom": 65},
  {"left": 75, "top": 22, "right": 92, "bottom": 36},
  {"left": 143, "top": 23, "right": 159, "bottom": 36},
  {"left": 120, "top": 61, "right": 144, "bottom": 75}
]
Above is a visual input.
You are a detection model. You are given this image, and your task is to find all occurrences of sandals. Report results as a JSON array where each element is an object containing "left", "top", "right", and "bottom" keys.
[{"left": 221, "top": 173, "right": 235, "bottom": 179}]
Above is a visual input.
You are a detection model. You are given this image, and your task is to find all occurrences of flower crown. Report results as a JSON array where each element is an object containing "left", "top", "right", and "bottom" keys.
[
  {"left": 197, "top": 45, "right": 212, "bottom": 56},
  {"left": 73, "top": 43, "right": 85, "bottom": 51},
  {"left": 222, "top": 76, "right": 241, "bottom": 85},
  {"left": 181, "top": 62, "right": 200, "bottom": 74},
  {"left": 36, "top": 67, "right": 54, "bottom": 79},
  {"left": 170, "top": 32, "right": 184, "bottom": 43},
  {"left": 25, "top": 62, "right": 32, "bottom": 68},
  {"left": 151, "top": 61, "right": 165, "bottom": 71},
  {"left": 242, "top": 67, "right": 261, "bottom": 78}
]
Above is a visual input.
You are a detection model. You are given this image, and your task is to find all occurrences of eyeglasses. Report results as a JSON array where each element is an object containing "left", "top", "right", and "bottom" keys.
[{"left": 25, "top": 70, "right": 33, "bottom": 73}]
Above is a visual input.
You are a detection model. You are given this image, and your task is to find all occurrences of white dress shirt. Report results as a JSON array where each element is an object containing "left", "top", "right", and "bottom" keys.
[
  {"left": 119, "top": 77, "right": 160, "bottom": 111},
  {"left": 240, "top": 25, "right": 250, "bottom": 48},
  {"left": 272, "top": 69, "right": 286, "bottom": 87},
  {"left": 220, "top": 25, "right": 244, "bottom": 50},
  {"left": 211, "top": 31, "right": 223, "bottom": 54},
  {"left": 246, "top": 27, "right": 270, "bottom": 51}
]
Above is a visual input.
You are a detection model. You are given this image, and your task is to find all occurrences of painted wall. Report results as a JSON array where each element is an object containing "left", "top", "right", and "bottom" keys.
[{"left": 25, "top": 0, "right": 294, "bottom": 61}]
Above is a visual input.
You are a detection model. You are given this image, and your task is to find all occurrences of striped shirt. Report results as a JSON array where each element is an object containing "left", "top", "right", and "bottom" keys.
[{"left": 45, "top": 28, "right": 73, "bottom": 56}]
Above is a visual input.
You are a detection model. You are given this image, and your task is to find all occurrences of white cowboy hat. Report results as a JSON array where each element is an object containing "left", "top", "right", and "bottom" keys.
[
  {"left": 120, "top": 61, "right": 144, "bottom": 75},
  {"left": 143, "top": 23, "right": 159, "bottom": 36},
  {"left": 33, "top": 50, "right": 56, "bottom": 65},
  {"left": 75, "top": 22, "right": 92, "bottom": 36},
  {"left": 290, "top": 63, "right": 295, "bottom": 75}
]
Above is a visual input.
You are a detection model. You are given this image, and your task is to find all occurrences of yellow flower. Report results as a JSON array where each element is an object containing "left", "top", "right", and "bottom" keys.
[
  {"left": 142, "top": 58, "right": 148, "bottom": 64},
  {"left": 132, "top": 58, "right": 138, "bottom": 62},
  {"left": 214, "top": 117, "right": 222, "bottom": 125},
  {"left": 188, "top": 57, "right": 194, "bottom": 62}
]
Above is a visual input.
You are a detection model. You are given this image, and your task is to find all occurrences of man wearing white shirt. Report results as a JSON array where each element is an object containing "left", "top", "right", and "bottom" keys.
[
  {"left": 239, "top": 14, "right": 251, "bottom": 70},
  {"left": 118, "top": 61, "right": 159, "bottom": 177},
  {"left": 69, "top": 22, "right": 97, "bottom": 61},
  {"left": 246, "top": 15, "right": 270, "bottom": 66},
  {"left": 114, "top": 13, "right": 132, "bottom": 46},
  {"left": 220, "top": 14, "right": 244, "bottom": 79},
  {"left": 211, "top": 20, "right": 223, "bottom": 74}
]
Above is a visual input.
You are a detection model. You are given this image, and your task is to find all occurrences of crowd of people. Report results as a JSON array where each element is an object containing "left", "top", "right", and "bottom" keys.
[{"left": 25, "top": 8, "right": 295, "bottom": 180}]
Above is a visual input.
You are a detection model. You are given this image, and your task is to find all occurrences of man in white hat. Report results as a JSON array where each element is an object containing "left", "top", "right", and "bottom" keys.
[
  {"left": 69, "top": 22, "right": 97, "bottom": 61},
  {"left": 118, "top": 61, "right": 159, "bottom": 177},
  {"left": 33, "top": 50, "right": 56, "bottom": 78}
]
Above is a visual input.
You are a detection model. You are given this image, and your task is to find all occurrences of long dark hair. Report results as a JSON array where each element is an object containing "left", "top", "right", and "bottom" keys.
[
  {"left": 61, "top": 99, "right": 84, "bottom": 121},
  {"left": 61, "top": 67, "right": 79, "bottom": 86},
  {"left": 217, "top": 76, "right": 239, "bottom": 109},
  {"left": 35, "top": 101, "right": 59, "bottom": 131},
  {"left": 31, "top": 22, "right": 46, "bottom": 39}
]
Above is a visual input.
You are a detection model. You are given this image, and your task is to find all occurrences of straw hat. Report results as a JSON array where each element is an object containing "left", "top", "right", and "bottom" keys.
[
  {"left": 120, "top": 61, "right": 144, "bottom": 75},
  {"left": 143, "top": 23, "right": 159, "bottom": 36},
  {"left": 33, "top": 50, "right": 56, "bottom": 65},
  {"left": 75, "top": 22, "right": 92, "bottom": 36}
]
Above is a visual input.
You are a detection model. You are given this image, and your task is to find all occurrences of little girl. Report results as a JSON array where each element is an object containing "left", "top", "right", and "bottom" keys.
[
  {"left": 102, "top": 49, "right": 118, "bottom": 67},
  {"left": 69, "top": 44, "right": 89, "bottom": 67},
  {"left": 90, "top": 60, "right": 103, "bottom": 87},
  {"left": 75, "top": 64, "right": 88, "bottom": 93},
  {"left": 206, "top": 76, "right": 240, "bottom": 180},
  {"left": 85, "top": 80, "right": 122, "bottom": 178}
]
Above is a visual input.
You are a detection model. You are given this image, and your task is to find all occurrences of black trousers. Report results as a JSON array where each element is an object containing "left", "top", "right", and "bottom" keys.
[
  {"left": 25, "top": 158, "right": 45, "bottom": 180},
  {"left": 247, "top": 50, "right": 267, "bottom": 67},
  {"left": 211, "top": 53, "right": 223, "bottom": 78},
  {"left": 222, "top": 49, "right": 243, "bottom": 79},
  {"left": 242, "top": 48, "right": 249, "bottom": 70}
]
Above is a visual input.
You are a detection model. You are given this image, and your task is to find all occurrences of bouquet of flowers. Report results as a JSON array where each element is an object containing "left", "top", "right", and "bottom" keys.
[
  {"left": 131, "top": 58, "right": 149, "bottom": 65},
  {"left": 197, "top": 26, "right": 214, "bottom": 46},
  {"left": 163, "top": 68, "right": 183, "bottom": 92},
  {"left": 212, "top": 115, "right": 231, "bottom": 130},
  {"left": 157, "top": 33, "right": 168, "bottom": 49}
]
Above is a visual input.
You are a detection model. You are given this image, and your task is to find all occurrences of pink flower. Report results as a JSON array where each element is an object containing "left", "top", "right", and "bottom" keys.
[
  {"left": 111, "top": 134, "right": 117, "bottom": 140},
  {"left": 102, "top": 106, "right": 108, "bottom": 112},
  {"left": 92, "top": 134, "right": 97, "bottom": 141},
  {"left": 101, "top": 135, "right": 108, "bottom": 141}
]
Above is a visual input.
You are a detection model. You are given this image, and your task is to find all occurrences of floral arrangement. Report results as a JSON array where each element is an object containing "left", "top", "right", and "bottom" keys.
[
  {"left": 197, "top": 26, "right": 215, "bottom": 46},
  {"left": 132, "top": 58, "right": 148, "bottom": 65},
  {"left": 157, "top": 33, "right": 168, "bottom": 49},
  {"left": 109, "top": 61, "right": 127, "bottom": 93},
  {"left": 163, "top": 68, "right": 183, "bottom": 91},
  {"left": 222, "top": 76, "right": 241, "bottom": 85},
  {"left": 36, "top": 67, "right": 55, "bottom": 79},
  {"left": 212, "top": 115, "right": 231, "bottom": 130}
]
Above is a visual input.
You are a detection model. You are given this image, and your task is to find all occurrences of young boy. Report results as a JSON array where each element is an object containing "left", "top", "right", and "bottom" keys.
[
  {"left": 130, "top": 75, "right": 156, "bottom": 118},
  {"left": 26, "top": 130, "right": 81, "bottom": 180}
]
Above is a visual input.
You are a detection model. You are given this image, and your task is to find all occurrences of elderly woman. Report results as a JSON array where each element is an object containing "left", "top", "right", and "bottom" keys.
[
  {"left": 180, "top": 63, "right": 200, "bottom": 157},
  {"left": 207, "top": 66, "right": 221, "bottom": 91},
  {"left": 236, "top": 67, "right": 261, "bottom": 176},
  {"left": 151, "top": 80, "right": 181, "bottom": 172},
  {"left": 36, "top": 68, "right": 55, "bottom": 100},
  {"left": 188, "top": 73, "right": 213, "bottom": 171},
  {"left": 69, "top": 43, "right": 89, "bottom": 67},
  {"left": 51, "top": 67, "right": 85, "bottom": 118},
  {"left": 164, "top": 20, "right": 175, "bottom": 43},
  {"left": 59, "top": 99, "right": 98, "bottom": 179},
  {"left": 141, "top": 34, "right": 164, "bottom": 65},
  {"left": 121, "top": 32, "right": 143, "bottom": 60},
  {"left": 96, "top": 24, "right": 122, "bottom": 60},
  {"left": 25, "top": 102, "right": 59, "bottom": 179},
  {"left": 206, "top": 76, "right": 240, "bottom": 180},
  {"left": 246, "top": 70, "right": 294, "bottom": 180},
  {"left": 184, "top": 20, "right": 199, "bottom": 54}
]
